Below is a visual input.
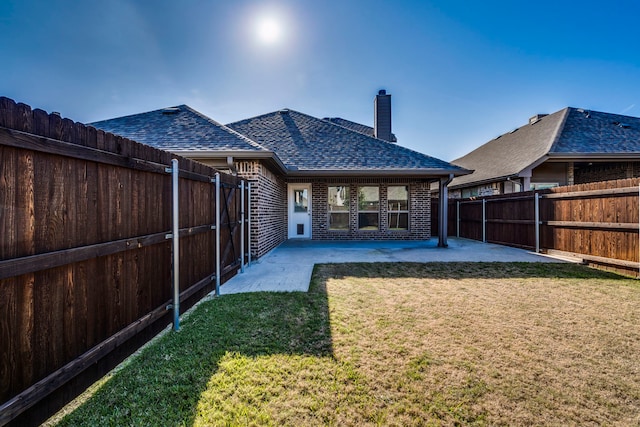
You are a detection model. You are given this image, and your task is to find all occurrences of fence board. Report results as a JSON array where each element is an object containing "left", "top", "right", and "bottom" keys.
[
  {"left": 433, "top": 178, "right": 640, "bottom": 273},
  {"left": 0, "top": 97, "right": 249, "bottom": 426}
]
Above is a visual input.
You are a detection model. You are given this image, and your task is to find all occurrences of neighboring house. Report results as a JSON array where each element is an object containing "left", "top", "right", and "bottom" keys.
[
  {"left": 447, "top": 107, "right": 640, "bottom": 198},
  {"left": 91, "top": 91, "right": 468, "bottom": 258}
]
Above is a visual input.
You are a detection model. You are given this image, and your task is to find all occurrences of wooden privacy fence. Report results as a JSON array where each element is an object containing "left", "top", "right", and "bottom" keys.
[
  {"left": 432, "top": 178, "right": 640, "bottom": 275},
  {"left": 0, "top": 97, "right": 250, "bottom": 426}
]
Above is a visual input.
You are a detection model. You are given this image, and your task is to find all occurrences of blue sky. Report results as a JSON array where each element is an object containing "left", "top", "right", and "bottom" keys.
[{"left": 2, "top": 0, "right": 640, "bottom": 161}]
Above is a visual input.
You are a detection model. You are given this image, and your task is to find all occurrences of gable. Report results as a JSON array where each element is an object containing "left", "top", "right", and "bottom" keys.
[{"left": 450, "top": 109, "right": 567, "bottom": 188}]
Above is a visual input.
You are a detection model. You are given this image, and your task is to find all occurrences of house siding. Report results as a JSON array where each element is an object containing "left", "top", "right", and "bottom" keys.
[
  {"left": 450, "top": 160, "right": 640, "bottom": 199},
  {"left": 304, "top": 178, "right": 431, "bottom": 240}
]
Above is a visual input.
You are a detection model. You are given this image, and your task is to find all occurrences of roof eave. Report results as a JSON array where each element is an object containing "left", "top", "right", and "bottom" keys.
[
  {"left": 285, "top": 168, "right": 470, "bottom": 178},
  {"left": 169, "top": 149, "right": 289, "bottom": 174},
  {"left": 547, "top": 152, "right": 640, "bottom": 160},
  {"left": 449, "top": 173, "right": 520, "bottom": 190}
]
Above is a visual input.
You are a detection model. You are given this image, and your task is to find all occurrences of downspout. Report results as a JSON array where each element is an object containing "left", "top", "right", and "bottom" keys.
[
  {"left": 438, "top": 174, "right": 454, "bottom": 247},
  {"left": 226, "top": 156, "right": 237, "bottom": 176}
]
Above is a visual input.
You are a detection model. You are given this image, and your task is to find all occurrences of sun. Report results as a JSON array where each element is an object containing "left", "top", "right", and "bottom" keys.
[{"left": 255, "top": 15, "right": 284, "bottom": 45}]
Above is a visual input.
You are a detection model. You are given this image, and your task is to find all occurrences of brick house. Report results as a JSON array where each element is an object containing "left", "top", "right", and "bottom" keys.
[
  {"left": 91, "top": 91, "right": 468, "bottom": 258},
  {"left": 446, "top": 107, "right": 640, "bottom": 198}
]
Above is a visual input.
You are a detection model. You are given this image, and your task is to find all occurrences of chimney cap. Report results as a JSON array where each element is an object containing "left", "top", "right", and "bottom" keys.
[{"left": 378, "top": 89, "right": 387, "bottom": 96}]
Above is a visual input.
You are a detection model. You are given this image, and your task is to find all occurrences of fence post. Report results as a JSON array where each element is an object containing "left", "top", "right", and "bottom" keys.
[
  {"left": 456, "top": 200, "right": 460, "bottom": 238},
  {"left": 240, "top": 179, "right": 245, "bottom": 273},
  {"left": 482, "top": 198, "right": 486, "bottom": 243},
  {"left": 215, "top": 172, "right": 221, "bottom": 296},
  {"left": 247, "top": 182, "right": 252, "bottom": 266},
  {"left": 535, "top": 192, "right": 540, "bottom": 253},
  {"left": 170, "top": 159, "right": 180, "bottom": 332}
]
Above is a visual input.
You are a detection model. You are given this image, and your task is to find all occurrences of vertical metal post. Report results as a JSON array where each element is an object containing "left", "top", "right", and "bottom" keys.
[
  {"left": 482, "top": 198, "right": 486, "bottom": 243},
  {"left": 438, "top": 175, "right": 453, "bottom": 247},
  {"left": 170, "top": 159, "right": 180, "bottom": 331},
  {"left": 240, "top": 180, "right": 245, "bottom": 273},
  {"left": 215, "top": 172, "right": 221, "bottom": 296},
  {"left": 456, "top": 200, "right": 460, "bottom": 238},
  {"left": 637, "top": 184, "right": 639, "bottom": 278},
  {"left": 534, "top": 193, "right": 540, "bottom": 253},
  {"left": 247, "top": 182, "right": 252, "bottom": 266}
]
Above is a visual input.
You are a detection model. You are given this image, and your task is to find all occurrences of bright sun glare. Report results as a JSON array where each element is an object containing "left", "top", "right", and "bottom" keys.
[{"left": 255, "top": 15, "right": 283, "bottom": 45}]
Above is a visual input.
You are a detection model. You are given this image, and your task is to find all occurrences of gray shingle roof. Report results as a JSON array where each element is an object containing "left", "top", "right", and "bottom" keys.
[
  {"left": 552, "top": 108, "right": 640, "bottom": 154},
  {"left": 450, "top": 107, "right": 640, "bottom": 188},
  {"left": 90, "top": 105, "right": 266, "bottom": 153},
  {"left": 227, "top": 109, "right": 464, "bottom": 174},
  {"left": 324, "top": 117, "right": 397, "bottom": 142}
]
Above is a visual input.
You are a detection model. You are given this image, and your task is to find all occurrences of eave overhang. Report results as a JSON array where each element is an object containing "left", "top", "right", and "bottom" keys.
[{"left": 170, "top": 149, "right": 470, "bottom": 179}]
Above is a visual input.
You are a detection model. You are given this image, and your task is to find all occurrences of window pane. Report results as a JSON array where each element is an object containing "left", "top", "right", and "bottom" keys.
[
  {"left": 329, "top": 212, "right": 349, "bottom": 230},
  {"left": 328, "top": 186, "right": 350, "bottom": 211},
  {"left": 294, "top": 189, "right": 308, "bottom": 212},
  {"left": 388, "top": 186, "right": 408, "bottom": 210},
  {"left": 358, "top": 213, "right": 379, "bottom": 230},
  {"left": 358, "top": 186, "right": 379, "bottom": 211},
  {"left": 389, "top": 213, "right": 408, "bottom": 230}
]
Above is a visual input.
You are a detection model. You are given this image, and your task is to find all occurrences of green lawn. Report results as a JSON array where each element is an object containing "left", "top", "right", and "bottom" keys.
[{"left": 51, "top": 263, "right": 640, "bottom": 426}]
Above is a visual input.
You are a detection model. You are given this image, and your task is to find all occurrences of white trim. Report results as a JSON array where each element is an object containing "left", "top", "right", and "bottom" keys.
[{"left": 288, "top": 183, "right": 312, "bottom": 239}]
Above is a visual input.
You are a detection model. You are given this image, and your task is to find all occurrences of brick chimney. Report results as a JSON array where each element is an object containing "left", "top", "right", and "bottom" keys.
[{"left": 374, "top": 89, "right": 392, "bottom": 142}]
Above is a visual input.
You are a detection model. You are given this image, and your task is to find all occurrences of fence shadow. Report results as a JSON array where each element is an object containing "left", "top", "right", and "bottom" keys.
[
  {"left": 54, "top": 260, "right": 629, "bottom": 425},
  {"left": 56, "top": 277, "right": 332, "bottom": 426}
]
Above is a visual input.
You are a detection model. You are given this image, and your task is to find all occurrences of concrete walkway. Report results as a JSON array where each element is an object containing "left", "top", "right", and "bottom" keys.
[{"left": 220, "top": 238, "right": 565, "bottom": 295}]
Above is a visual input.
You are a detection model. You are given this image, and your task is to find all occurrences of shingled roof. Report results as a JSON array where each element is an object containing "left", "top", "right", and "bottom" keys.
[
  {"left": 324, "top": 117, "right": 397, "bottom": 142},
  {"left": 450, "top": 107, "right": 640, "bottom": 188},
  {"left": 91, "top": 104, "right": 467, "bottom": 178},
  {"left": 227, "top": 109, "right": 465, "bottom": 176},
  {"left": 90, "top": 105, "right": 266, "bottom": 153}
]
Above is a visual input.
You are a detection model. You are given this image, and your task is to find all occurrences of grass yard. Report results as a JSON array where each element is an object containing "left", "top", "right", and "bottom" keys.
[{"left": 52, "top": 262, "right": 640, "bottom": 426}]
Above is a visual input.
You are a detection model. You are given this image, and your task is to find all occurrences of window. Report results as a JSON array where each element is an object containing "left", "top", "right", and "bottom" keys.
[
  {"left": 388, "top": 185, "right": 409, "bottom": 230},
  {"left": 530, "top": 182, "right": 559, "bottom": 190},
  {"left": 358, "top": 186, "right": 379, "bottom": 230},
  {"left": 293, "top": 189, "right": 308, "bottom": 212},
  {"left": 328, "top": 186, "right": 350, "bottom": 230}
]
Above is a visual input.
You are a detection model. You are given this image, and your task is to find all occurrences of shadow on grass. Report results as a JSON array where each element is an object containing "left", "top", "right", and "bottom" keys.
[
  {"left": 56, "top": 262, "right": 629, "bottom": 426},
  {"left": 56, "top": 276, "right": 332, "bottom": 426}
]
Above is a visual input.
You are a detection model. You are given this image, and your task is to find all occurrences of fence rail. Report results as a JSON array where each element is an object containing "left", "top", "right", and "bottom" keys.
[
  {"left": 432, "top": 178, "right": 640, "bottom": 275},
  {"left": 0, "top": 97, "right": 249, "bottom": 426}
]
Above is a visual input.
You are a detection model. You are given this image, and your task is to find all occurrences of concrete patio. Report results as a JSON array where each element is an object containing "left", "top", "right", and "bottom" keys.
[{"left": 219, "top": 238, "right": 566, "bottom": 294}]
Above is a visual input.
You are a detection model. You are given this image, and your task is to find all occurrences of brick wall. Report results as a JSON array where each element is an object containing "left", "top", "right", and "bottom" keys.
[
  {"left": 237, "top": 163, "right": 434, "bottom": 256},
  {"left": 575, "top": 161, "right": 639, "bottom": 184},
  {"left": 308, "top": 178, "right": 431, "bottom": 240},
  {"left": 236, "top": 161, "right": 287, "bottom": 258}
]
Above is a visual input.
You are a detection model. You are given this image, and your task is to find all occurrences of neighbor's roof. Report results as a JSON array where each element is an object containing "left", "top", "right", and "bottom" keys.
[
  {"left": 90, "top": 105, "right": 267, "bottom": 153},
  {"left": 450, "top": 107, "right": 640, "bottom": 188},
  {"left": 227, "top": 109, "right": 466, "bottom": 176},
  {"left": 324, "top": 117, "right": 397, "bottom": 142}
]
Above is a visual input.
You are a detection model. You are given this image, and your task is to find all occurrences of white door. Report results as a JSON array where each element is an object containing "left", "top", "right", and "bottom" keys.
[{"left": 288, "top": 184, "right": 311, "bottom": 238}]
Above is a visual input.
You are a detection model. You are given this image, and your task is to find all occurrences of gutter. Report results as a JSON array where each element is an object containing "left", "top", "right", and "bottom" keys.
[
  {"left": 284, "top": 167, "right": 471, "bottom": 178},
  {"left": 170, "top": 149, "right": 471, "bottom": 179}
]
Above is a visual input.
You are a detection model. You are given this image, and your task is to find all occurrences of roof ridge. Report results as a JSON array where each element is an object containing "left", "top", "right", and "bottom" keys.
[
  {"left": 181, "top": 105, "right": 270, "bottom": 152},
  {"left": 546, "top": 107, "right": 571, "bottom": 154},
  {"left": 323, "top": 117, "right": 375, "bottom": 138}
]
